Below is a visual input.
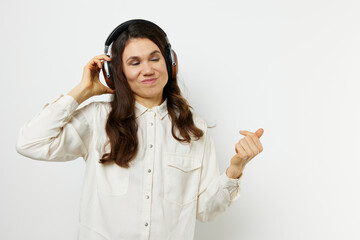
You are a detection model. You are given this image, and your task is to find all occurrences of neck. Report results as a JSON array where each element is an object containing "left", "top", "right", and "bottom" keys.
[{"left": 134, "top": 94, "right": 164, "bottom": 109}]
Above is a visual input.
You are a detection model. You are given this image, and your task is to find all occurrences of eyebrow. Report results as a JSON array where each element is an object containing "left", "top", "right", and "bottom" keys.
[{"left": 126, "top": 50, "right": 161, "bottom": 63}]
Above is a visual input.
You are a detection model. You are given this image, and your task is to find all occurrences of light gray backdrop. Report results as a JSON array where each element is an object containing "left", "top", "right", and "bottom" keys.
[{"left": 1, "top": 0, "right": 359, "bottom": 239}]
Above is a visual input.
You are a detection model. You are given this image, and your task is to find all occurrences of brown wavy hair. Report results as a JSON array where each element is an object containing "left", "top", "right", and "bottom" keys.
[{"left": 99, "top": 21, "right": 204, "bottom": 168}]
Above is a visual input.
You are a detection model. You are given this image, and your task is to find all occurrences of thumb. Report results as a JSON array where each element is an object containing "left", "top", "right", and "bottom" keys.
[
  {"left": 256, "top": 128, "right": 264, "bottom": 138},
  {"left": 104, "top": 86, "right": 115, "bottom": 94}
]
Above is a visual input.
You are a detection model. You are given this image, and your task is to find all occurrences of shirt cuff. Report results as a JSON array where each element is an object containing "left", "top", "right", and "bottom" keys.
[
  {"left": 219, "top": 171, "right": 241, "bottom": 204},
  {"left": 43, "top": 94, "right": 79, "bottom": 115}
]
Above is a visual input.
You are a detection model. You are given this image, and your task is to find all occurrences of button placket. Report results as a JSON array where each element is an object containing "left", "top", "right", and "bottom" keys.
[{"left": 142, "top": 110, "right": 156, "bottom": 236}]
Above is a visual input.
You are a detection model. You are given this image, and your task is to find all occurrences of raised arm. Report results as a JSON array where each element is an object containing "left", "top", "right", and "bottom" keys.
[{"left": 16, "top": 54, "right": 114, "bottom": 161}]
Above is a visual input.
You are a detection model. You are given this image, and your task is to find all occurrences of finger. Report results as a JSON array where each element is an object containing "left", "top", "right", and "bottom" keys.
[
  {"left": 91, "top": 58, "right": 103, "bottom": 69},
  {"left": 240, "top": 128, "right": 264, "bottom": 139},
  {"left": 89, "top": 55, "right": 111, "bottom": 69},
  {"left": 256, "top": 128, "right": 264, "bottom": 138},
  {"left": 105, "top": 86, "right": 115, "bottom": 94},
  {"left": 86, "top": 60, "right": 97, "bottom": 71},
  {"left": 252, "top": 137, "right": 263, "bottom": 152},
  {"left": 95, "top": 55, "right": 112, "bottom": 61},
  {"left": 239, "top": 130, "right": 264, "bottom": 152},
  {"left": 246, "top": 132, "right": 263, "bottom": 152},
  {"left": 97, "top": 60, "right": 103, "bottom": 69},
  {"left": 235, "top": 142, "right": 248, "bottom": 159},
  {"left": 239, "top": 138, "right": 254, "bottom": 158},
  {"left": 244, "top": 136, "right": 260, "bottom": 155},
  {"left": 239, "top": 130, "right": 256, "bottom": 136}
]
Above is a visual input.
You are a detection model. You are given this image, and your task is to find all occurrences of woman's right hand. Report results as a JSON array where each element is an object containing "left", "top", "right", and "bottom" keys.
[
  {"left": 80, "top": 54, "right": 115, "bottom": 96},
  {"left": 68, "top": 55, "right": 115, "bottom": 105}
]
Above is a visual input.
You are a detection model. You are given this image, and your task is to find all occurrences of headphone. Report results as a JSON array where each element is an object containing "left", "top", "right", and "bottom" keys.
[{"left": 102, "top": 19, "right": 178, "bottom": 90}]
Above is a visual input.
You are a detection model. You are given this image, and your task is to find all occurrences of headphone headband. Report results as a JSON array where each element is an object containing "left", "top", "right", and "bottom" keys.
[{"left": 104, "top": 19, "right": 168, "bottom": 53}]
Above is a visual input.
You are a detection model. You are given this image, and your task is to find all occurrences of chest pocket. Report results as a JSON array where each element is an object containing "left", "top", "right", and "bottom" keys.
[{"left": 164, "top": 154, "right": 202, "bottom": 206}]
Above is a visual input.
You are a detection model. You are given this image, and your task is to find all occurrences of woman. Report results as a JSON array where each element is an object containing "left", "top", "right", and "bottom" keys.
[{"left": 16, "top": 19, "right": 264, "bottom": 240}]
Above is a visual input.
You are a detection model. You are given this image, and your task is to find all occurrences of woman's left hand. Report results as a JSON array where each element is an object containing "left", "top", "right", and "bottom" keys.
[{"left": 226, "top": 128, "right": 264, "bottom": 179}]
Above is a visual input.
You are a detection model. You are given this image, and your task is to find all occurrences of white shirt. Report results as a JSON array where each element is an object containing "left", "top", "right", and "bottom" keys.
[{"left": 16, "top": 94, "right": 242, "bottom": 240}]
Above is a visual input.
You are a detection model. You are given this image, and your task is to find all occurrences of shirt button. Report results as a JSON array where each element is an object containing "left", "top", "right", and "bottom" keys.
[
  {"left": 148, "top": 169, "right": 151, "bottom": 173},
  {"left": 145, "top": 222, "right": 148, "bottom": 227},
  {"left": 149, "top": 144, "right": 153, "bottom": 148},
  {"left": 146, "top": 195, "right": 149, "bottom": 199},
  {"left": 150, "top": 122, "right": 153, "bottom": 126}
]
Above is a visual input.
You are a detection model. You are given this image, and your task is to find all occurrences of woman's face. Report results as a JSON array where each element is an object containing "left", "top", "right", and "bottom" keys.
[{"left": 122, "top": 38, "right": 168, "bottom": 107}]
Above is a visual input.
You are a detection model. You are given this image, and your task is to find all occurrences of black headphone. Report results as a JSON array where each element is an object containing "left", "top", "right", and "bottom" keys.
[{"left": 102, "top": 19, "right": 178, "bottom": 90}]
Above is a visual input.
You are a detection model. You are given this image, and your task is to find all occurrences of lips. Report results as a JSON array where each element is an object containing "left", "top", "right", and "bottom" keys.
[{"left": 141, "top": 78, "right": 157, "bottom": 84}]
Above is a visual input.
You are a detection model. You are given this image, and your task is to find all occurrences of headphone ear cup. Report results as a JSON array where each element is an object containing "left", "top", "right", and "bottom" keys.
[
  {"left": 171, "top": 50, "right": 178, "bottom": 79},
  {"left": 165, "top": 47, "right": 173, "bottom": 79},
  {"left": 102, "top": 61, "right": 115, "bottom": 90},
  {"left": 165, "top": 47, "right": 178, "bottom": 80}
]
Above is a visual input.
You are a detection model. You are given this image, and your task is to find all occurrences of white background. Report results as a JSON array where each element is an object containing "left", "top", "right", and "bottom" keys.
[{"left": 1, "top": 0, "right": 359, "bottom": 239}]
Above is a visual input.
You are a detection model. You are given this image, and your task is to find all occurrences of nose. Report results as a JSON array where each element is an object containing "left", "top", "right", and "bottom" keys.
[{"left": 141, "top": 61, "right": 155, "bottom": 76}]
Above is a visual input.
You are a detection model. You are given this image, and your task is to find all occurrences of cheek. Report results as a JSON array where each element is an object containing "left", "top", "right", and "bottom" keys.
[
  {"left": 123, "top": 68, "right": 139, "bottom": 82},
  {"left": 157, "top": 61, "right": 168, "bottom": 77}
]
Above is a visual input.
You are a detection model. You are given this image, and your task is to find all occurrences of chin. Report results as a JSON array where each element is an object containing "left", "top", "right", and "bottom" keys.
[
  {"left": 136, "top": 89, "right": 162, "bottom": 98},
  {"left": 145, "top": 93, "right": 163, "bottom": 99}
]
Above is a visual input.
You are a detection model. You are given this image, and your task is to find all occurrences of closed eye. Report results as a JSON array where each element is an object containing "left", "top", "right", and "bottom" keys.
[{"left": 130, "top": 59, "right": 158, "bottom": 65}]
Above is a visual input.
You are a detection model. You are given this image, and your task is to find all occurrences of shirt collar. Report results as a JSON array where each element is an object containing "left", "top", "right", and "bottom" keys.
[{"left": 135, "top": 98, "right": 168, "bottom": 120}]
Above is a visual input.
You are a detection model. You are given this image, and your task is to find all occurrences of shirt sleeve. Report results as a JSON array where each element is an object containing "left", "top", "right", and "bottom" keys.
[
  {"left": 196, "top": 129, "right": 242, "bottom": 222},
  {"left": 15, "top": 94, "right": 92, "bottom": 162}
]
